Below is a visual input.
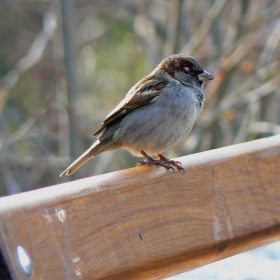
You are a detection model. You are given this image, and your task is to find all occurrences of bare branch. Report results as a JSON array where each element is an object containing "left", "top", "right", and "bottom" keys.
[
  {"left": 201, "top": 75, "right": 280, "bottom": 127},
  {"left": 180, "top": 0, "right": 228, "bottom": 54},
  {"left": 162, "top": 0, "right": 182, "bottom": 57},
  {"left": 250, "top": 122, "right": 280, "bottom": 136},
  {"left": 0, "top": 13, "right": 57, "bottom": 115},
  {"left": 258, "top": 19, "right": 280, "bottom": 68}
]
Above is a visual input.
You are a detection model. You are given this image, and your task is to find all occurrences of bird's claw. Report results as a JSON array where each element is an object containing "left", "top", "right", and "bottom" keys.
[
  {"left": 156, "top": 154, "right": 185, "bottom": 174},
  {"left": 138, "top": 151, "right": 185, "bottom": 174},
  {"left": 137, "top": 159, "right": 175, "bottom": 172}
]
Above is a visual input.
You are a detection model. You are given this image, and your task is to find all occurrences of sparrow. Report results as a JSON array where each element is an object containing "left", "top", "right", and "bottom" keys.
[{"left": 60, "top": 54, "right": 214, "bottom": 176}]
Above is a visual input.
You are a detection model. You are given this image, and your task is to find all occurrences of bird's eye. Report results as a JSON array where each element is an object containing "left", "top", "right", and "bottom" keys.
[{"left": 188, "top": 68, "right": 195, "bottom": 75}]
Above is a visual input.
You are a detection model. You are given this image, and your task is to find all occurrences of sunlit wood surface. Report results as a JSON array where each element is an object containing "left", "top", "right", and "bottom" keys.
[{"left": 0, "top": 135, "right": 280, "bottom": 280}]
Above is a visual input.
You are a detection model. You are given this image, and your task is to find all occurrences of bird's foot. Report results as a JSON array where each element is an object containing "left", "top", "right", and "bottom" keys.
[
  {"left": 137, "top": 150, "right": 185, "bottom": 173},
  {"left": 156, "top": 154, "right": 185, "bottom": 174},
  {"left": 137, "top": 158, "right": 175, "bottom": 172}
]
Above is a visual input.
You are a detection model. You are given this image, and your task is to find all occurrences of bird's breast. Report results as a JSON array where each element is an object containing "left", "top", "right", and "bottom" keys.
[{"left": 114, "top": 85, "right": 204, "bottom": 155}]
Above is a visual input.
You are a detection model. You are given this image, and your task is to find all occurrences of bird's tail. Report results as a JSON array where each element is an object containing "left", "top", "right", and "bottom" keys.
[{"left": 60, "top": 139, "right": 103, "bottom": 176}]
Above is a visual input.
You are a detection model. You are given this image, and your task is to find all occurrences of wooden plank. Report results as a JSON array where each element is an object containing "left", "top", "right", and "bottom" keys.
[{"left": 0, "top": 135, "right": 280, "bottom": 280}]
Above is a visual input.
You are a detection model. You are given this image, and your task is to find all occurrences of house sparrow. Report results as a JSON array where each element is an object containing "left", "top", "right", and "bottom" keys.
[{"left": 60, "top": 54, "right": 214, "bottom": 176}]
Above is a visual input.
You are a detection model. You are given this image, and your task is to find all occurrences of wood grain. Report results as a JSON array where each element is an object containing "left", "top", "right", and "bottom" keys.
[{"left": 0, "top": 135, "right": 280, "bottom": 280}]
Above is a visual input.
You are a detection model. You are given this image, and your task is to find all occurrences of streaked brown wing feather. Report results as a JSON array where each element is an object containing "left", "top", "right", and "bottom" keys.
[{"left": 93, "top": 78, "right": 167, "bottom": 136}]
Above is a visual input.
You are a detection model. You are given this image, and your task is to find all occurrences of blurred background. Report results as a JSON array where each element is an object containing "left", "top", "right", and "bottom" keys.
[{"left": 1, "top": 0, "right": 280, "bottom": 194}]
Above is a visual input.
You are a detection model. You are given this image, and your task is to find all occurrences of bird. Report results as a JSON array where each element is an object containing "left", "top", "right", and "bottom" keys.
[{"left": 60, "top": 54, "right": 214, "bottom": 176}]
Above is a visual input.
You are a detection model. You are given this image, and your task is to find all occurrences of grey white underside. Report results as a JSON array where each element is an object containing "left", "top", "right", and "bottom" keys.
[{"left": 103, "top": 79, "right": 205, "bottom": 156}]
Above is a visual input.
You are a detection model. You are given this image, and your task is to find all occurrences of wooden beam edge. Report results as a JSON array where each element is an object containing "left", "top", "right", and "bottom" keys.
[{"left": 0, "top": 135, "right": 279, "bottom": 212}]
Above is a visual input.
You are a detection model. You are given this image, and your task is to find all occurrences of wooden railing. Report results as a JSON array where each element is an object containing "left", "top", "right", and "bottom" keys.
[{"left": 0, "top": 135, "right": 280, "bottom": 280}]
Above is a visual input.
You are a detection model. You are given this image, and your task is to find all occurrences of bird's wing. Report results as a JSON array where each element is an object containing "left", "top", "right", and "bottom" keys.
[{"left": 93, "top": 77, "right": 167, "bottom": 136}]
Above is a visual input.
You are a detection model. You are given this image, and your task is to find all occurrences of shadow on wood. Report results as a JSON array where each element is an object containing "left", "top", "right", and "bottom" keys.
[{"left": 0, "top": 135, "right": 280, "bottom": 280}]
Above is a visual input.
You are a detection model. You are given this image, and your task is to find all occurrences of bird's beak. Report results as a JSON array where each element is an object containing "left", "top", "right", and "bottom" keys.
[{"left": 198, "top": 70, "right": 214, "bottom": 81}]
